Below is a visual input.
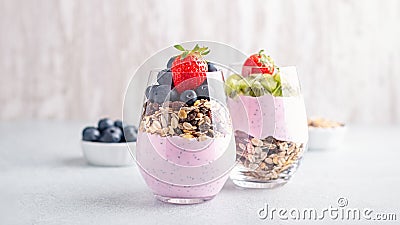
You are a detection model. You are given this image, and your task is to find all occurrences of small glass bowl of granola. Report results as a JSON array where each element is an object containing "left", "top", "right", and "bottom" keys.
[{"left": 308, "top": 118, "right": 346, "bottom": 150}]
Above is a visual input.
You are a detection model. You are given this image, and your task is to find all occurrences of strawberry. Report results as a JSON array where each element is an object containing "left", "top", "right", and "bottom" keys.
[
  {"left": 171, "top": 44, "right": 209, "bottom": 93},
  {"left": 242, "top": 50, "right": 275, "bottom": 76}
]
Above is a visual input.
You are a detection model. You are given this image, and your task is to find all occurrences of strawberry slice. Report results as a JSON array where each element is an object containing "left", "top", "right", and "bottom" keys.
[
  {"left": 242, "top": 50, "right": 275, "bottom": 76},
  {"left": 171, "top": 44, "right": 209, "bottom": 93}
]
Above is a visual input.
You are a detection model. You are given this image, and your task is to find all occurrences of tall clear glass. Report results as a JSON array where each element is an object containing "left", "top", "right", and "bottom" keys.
[
  {"left": 226, "top": 66, "right": 308, "bottom": 188},
  {"left": 136, "top": 70, "right": 236, "bottom": 204}
]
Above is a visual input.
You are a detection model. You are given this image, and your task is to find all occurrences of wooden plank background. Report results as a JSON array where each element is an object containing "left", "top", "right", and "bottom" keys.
[{"left": 1, "top": 0, "right": 399, "bottom": 124}]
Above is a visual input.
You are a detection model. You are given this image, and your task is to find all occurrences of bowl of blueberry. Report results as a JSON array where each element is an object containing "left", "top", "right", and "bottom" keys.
[{"left": 81, "top": 118, "right": 138, "bottom": 166}]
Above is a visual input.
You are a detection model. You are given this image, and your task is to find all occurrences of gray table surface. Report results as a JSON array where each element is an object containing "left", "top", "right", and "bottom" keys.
[{"left": 0, "top": 121, "right": 399, "bottom": 225}]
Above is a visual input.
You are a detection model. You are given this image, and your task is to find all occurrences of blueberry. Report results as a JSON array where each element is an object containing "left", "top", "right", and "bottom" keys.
[
  {"left": 169, "top": 89, "right": 180, "bottom": 101},
  {"left": 145, "top": 86, "right": 152, "bottom": 98},
  {"left": 207, "top": 62, "right": 218, "bottom": 72},
  {"left": 114, "top": 120, "right": 123, "bottom": 130},
  {"left": 124, "top": 125, "right": 138, "bottom": 142},
  {"left": 167, "top": 56, "right": 176, "bottom": 69},
  {"left": 195, "top": 85, "right": 211, "bottom": 98},
  {"left": 157, "top": 69, "right": 173, "bottom": 85},
  {"left": 145, "top": 85, "right": 159, "bottom": 101},
  {"left": 82, "top": 127, "right": 100, "bottom": 141},
  {"left": 120, "top": 134, "right": 126, "bottom": 142},
  {"left": 99, "top": 126, "right": 122, "bottom": 143},
  {"left": 180, "top": 90, "right": 197, "bottom": 105},
  {"left": 151, "top": 85, "right": 172, "bottom": 104},
  {"left": 98, "top": 118, "right": 114, "bottom": 131}
]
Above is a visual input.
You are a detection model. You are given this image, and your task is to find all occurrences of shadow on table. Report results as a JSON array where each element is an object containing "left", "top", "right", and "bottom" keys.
[
  {"left": 76, "top": 190, "right": 210, "bottom": 211},
  {"left": 61, "top": 157, "right": 88, "bottom": 167},
  {"left": 221, "top": 179, "right": 285, "bottom": 192},
  {"left": 221, "top": 179, "right": 250, "bottom": 192}
]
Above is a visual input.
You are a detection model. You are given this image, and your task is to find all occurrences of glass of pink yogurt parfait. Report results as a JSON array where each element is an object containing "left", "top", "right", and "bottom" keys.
[
  {"left": 226, "top": 63, "right": 308, "bottom": 189},
  {"left": 136, "top": 69, "right": 236, "bottom": 204}
]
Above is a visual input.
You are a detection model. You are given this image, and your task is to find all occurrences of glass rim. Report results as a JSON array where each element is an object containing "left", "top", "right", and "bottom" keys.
[
  {"left": 228, "top": 63, "right": 297, "bottom": 68},
  {"left": 149, "top": 68, "right": 224, "bottom": 74}
]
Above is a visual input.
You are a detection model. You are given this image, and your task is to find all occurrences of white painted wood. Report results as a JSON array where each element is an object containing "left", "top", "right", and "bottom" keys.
[{"left": 1, "top": 0, "right": 399, "bottom": 124}]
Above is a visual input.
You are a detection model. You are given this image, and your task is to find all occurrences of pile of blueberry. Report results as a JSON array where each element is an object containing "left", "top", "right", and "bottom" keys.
[
  {"left": 82, "top": 118, "right": 138, "bottom": 143},
  {"left": 145, "top": 58, "right": 218, "bottom": 106}
]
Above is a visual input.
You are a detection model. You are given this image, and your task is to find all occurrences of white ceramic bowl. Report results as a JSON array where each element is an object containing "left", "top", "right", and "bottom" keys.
[
  {"left": 81, "top": 141, "right": 136, "bottom": 166},
  {"left": 308, "top": 126, "right": 346, "bottom": 150}
]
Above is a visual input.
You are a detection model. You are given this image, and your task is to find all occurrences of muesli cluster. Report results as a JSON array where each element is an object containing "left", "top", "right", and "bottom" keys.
[
  {"left": 140, "top": 99, "right": 230, "bottom": 141},
  {"left": 235, "top": 130, "right": 304, "bottom": 180}
]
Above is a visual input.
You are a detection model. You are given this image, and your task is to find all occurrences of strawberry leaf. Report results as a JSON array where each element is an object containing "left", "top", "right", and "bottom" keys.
[
  {"left": 174, "top": 45, "right": 185, "bottom": 51},
  {"left": 201, "top": 49, "right": 210, "bottom": 55},
  {"left": 199, "top": 47, "right": 207, "bottom": 51},
  {"left": 181, "top": 51, "right": 189, "bottom": 59},
  {"left": 193, "top": 44, "right": 200, "bottom": 51},
  {"left": 174, "top": 44, "right": 209, "bottom": 59}
]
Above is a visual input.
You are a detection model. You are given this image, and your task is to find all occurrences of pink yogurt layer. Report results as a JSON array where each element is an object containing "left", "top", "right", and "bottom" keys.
[
  {"left": 135, "top": 132, "right": 235, "bottom": 197},
  {"left": 147, "top": 133, "right": 231, "bottom": 167},
  {"left": 139, "top": 169, "right": 229, "bottom": 198},
  {"left": 227, "top": 94, "right": 308, "bottom": 143}
]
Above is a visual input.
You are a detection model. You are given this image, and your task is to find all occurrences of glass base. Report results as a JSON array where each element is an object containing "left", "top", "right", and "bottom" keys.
[
  {"left": 154, "top": 195, "right": 215, "bottom": 205},
  {"left": 230, "top": 160, "right": 300, "bottom": 189},
  {"left": 231, "top": 179, "right": 288, "bottom": 189}
]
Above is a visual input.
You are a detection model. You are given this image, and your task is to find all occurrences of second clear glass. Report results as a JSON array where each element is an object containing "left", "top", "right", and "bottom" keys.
[{"left": 226, "top": 66, "right": 308, "bottom": 188}]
